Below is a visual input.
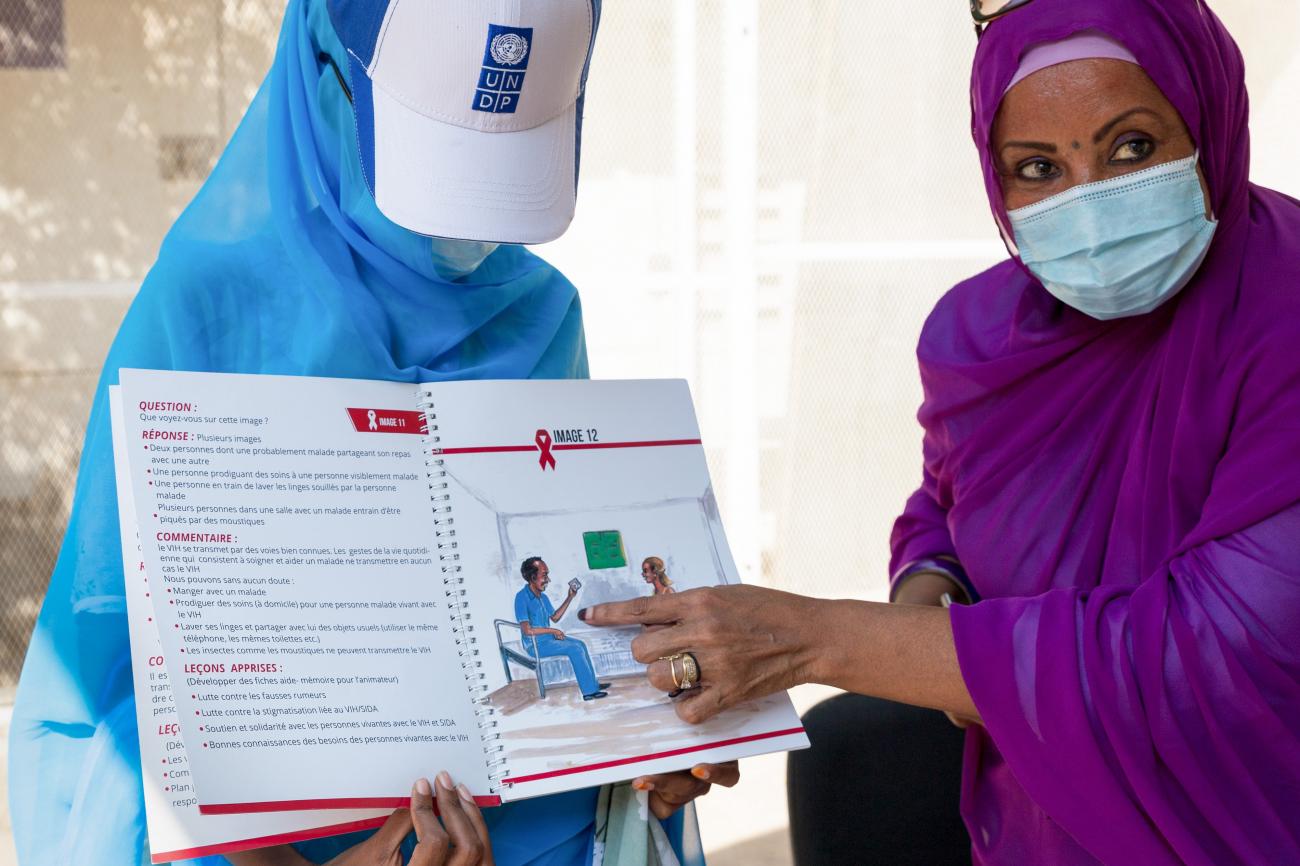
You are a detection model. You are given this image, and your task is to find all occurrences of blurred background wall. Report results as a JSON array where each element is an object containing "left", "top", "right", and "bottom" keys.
[{"left": 1, "top": 0, "right": 1298, "bottom": 862}]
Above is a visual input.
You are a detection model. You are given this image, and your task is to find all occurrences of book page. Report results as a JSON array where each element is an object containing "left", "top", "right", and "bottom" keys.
[
  {"left": 109, "top": 388, "right": 391, "bottom": 862},
  {"left": 421, "top": 378, "right": 808, "bottom": 801},
  {"left": 117, "top": 369, "right": 491, "bottom": 813}
]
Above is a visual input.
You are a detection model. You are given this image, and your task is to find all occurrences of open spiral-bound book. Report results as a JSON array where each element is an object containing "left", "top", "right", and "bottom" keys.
[{"left": 110, "top": 369, "right": 807, "bottom": 862}]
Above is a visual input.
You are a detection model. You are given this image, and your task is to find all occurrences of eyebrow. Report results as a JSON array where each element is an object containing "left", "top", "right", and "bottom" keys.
[
  {"left": 1092, "top": 107, "right": 1161, "bottom": 143},
  {"left": 1000, "top": 140, "right": 1057, "bottom": 155}
]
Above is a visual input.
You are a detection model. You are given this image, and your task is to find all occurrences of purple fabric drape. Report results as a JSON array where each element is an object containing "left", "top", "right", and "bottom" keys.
[{"left": 889, "top": 1, "right": 1300, "bottom": 863}]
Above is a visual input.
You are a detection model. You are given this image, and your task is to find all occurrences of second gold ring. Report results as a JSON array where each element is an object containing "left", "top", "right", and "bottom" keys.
[{"left": 658, "top": 651, "right": 702, "bottom": 691}]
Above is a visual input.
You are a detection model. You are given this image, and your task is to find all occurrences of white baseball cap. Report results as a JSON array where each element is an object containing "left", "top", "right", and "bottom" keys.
[{"left": 328, "top": 0, "right": 601, "bottom": 244}]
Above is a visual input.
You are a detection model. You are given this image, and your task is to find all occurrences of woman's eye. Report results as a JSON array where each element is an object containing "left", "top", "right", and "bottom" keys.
[
  {"left": 1112, "top": 138, "right": 1155, "bottom": 162},
  {"left": 1015, "top": 159, "right": 1058, "bottom": 181}
]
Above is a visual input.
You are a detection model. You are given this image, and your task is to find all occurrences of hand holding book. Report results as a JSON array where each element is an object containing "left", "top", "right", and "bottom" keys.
[
  {"left": 225, "top": 774, "right": 493, "bottom": 866},
  {"left": 632, "top": 761, "right": 741, "bottom": 821}
]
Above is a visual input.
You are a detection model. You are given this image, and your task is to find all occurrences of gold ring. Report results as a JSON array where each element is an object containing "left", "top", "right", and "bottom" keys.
[
  {"left": 658, "top": 652, "right": 701, "bottom": 692},
  {"left": 659, "top": 653, "right": 683, "bottom": 690},
  {"left": 679, "top": 652, "right": 700, "bottom": 689}
]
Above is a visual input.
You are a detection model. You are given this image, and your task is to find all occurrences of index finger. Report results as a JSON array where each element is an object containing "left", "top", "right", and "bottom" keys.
[
  {"left": 579, "top": 593, "right": 687, "bottom": 627},
  {"left": 690, "top": 761, "right": 740, "bottom": 787},
  {"left": 371, "top": 804, "right": 415, "bottom": 853}
]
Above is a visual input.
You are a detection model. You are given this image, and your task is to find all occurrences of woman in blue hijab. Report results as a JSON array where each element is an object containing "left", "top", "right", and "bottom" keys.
[{"left": 7, "top": 1, "right": 715, "bottom": 863}]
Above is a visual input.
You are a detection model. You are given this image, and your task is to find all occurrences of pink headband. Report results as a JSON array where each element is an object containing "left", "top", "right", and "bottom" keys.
[{"left": 1005, "top": 29, "right": 1140, "bottom": 93}]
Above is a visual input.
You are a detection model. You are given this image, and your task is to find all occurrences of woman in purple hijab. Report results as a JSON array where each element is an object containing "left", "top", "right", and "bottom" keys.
[{"left": 582, "top": 0, "right": 1300, "bottom": 862}]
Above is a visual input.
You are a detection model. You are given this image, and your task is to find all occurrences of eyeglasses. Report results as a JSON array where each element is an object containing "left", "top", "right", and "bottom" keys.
[{"left": 970, "top": 0, "right": 1036, "bottom": 38}]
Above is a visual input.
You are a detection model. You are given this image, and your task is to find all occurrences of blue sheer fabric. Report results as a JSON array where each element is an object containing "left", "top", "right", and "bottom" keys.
[{"left": 6, "top": 1, "right": 691, "bottom": 863}]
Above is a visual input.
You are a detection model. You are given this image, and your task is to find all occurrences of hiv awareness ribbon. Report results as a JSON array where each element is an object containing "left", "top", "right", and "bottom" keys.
[{"left": 535, "top": 429, "right": 556, "bottom": 470}]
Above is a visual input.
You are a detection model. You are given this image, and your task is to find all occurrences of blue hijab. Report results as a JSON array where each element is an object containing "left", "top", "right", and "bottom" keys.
[{"left": 8, "top": 1, "right": 688, "bottom": 863}]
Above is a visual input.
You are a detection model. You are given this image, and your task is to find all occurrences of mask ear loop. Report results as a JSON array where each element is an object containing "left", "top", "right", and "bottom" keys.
[
  {"left": 1191, "top": 150, "right": 1216, "bottom": 223},
  {"left": 996, "top": 212, "right": 1020, "bottom": 258}
]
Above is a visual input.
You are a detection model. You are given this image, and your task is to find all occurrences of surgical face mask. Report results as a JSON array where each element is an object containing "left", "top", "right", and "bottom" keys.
[
  {"left": 430, "top": 238, "right": 500, "bottom": 281},
  {"left": 1007, "top": 153, "right": 1217, "bottom": 320}
]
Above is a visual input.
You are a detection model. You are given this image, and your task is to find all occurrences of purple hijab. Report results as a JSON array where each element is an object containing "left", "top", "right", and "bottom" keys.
[{"left": 889, "top": 1, "right": 1300, "bottom": 863}]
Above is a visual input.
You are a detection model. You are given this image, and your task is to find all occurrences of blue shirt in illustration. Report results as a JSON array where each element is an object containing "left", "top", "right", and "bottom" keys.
[{"left": 515, "top": 585, "right": 555, "bottom": 629}]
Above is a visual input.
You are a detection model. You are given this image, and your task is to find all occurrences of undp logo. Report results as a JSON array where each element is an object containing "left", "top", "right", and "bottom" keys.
[
  {"left": 490, "top": 32, "right": 529, "bottom": 66},
  {"left": 474, "top": 24, "right": 534, "bottom": 115}
]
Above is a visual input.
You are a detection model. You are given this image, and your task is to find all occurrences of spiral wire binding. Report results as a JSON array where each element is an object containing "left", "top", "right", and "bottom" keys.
[{"left": 418, "top": 388, "right": 509, "bottom": 791}]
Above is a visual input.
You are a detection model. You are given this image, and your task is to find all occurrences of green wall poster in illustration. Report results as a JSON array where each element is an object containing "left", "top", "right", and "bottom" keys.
[{"left": 582, "top": 530, "right": 626, "bottom": 569}]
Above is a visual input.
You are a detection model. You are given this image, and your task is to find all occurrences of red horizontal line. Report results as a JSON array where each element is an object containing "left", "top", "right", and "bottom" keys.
[
  {"left": 440, "top": 445, "right": 536, "bottom": 455},
  {"left": 502, "top": 726, "right": 806, "bottom": 787},
  {"left": 151, "top": 815, "right": 389, "bottom": 863},
  {"left": 441, "top": 439, "right": 702, "bottom": 456},
  {"left": 554, "top": 439, "right": 702, "bottom": 450},
  {"left": 199, "top": 793, "right": 501, "bottom": 815}
]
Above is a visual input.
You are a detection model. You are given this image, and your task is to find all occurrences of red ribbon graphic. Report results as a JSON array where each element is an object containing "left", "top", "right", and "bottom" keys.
[
  {"left": 535, "top": 429, "right": 556, "bottom": 470},
  {"left": 345, "top": 408, "right": 427, "bottom": 435}
]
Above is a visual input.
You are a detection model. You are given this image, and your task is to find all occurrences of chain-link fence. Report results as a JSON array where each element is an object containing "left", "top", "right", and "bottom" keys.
[
  {"left": 0, "top": 0, "right": 285, "bottom": 697},
  {"left": 0, "top": 0, "right": 63, "bottom": 68}
]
